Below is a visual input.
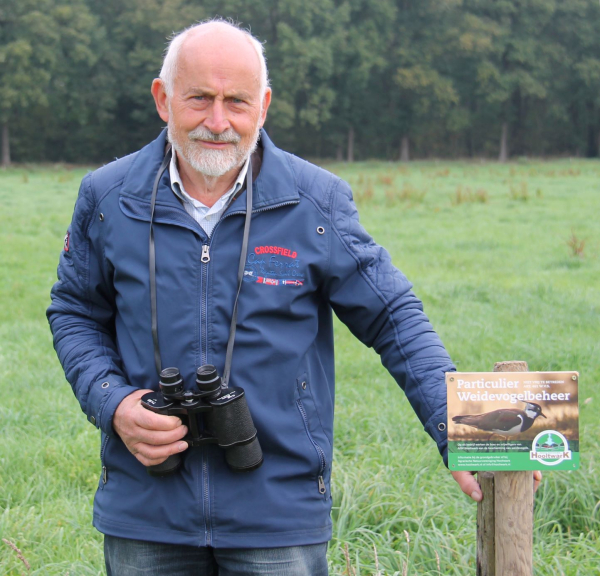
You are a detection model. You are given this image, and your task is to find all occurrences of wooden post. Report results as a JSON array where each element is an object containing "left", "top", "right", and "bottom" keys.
[
  {"left": 477, "top": 472, "right": 495, "bottom": 575},
  {"left": 476, "top": 361, "right": 533, "bottom": 576}
]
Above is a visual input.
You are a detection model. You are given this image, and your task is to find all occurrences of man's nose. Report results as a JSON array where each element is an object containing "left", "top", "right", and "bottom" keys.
[{"left": 204, "top": 99, "right": 230, "bottom": 134}]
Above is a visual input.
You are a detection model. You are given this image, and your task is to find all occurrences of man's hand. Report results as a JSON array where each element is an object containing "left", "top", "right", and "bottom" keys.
[
  {"left": 113, "top": 389, "right": 189, "bottom": 467},
  {"left": 451, "top": 470, "right": 543, "bottom": 502}
]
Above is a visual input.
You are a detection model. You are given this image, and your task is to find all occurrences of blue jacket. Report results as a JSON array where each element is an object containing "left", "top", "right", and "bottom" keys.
[{"left": 47, "top": 130, "right": 454, "bottom": 548}]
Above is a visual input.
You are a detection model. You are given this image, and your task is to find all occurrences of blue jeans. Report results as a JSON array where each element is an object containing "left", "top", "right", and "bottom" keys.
[{"left": 104, "top": 535, "right": 328, "bottom": 576}]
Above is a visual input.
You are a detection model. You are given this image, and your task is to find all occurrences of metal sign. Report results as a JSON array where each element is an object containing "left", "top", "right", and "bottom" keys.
[{"left": 447, "top": 371, "right": 579, "bottom": 471}]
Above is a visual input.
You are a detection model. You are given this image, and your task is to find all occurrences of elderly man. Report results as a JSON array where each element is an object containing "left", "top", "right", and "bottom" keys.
[{"left": 48, "top": 20, "right": 484, "bottom": 576}]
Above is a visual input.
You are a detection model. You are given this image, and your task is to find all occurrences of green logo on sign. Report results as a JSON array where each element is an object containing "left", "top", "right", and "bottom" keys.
[{"left": 530, "top": 430, "right": 571, "bottom": 466}]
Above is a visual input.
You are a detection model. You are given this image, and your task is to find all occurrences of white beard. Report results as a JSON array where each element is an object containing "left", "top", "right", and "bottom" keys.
[{"left": 167, "top": 116, "right": 260, "bottom": 178}]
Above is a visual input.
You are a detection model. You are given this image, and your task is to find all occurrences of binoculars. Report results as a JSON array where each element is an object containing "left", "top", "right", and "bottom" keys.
[{"left": 141, "top": 365, "right": 263, "bottom": 477}]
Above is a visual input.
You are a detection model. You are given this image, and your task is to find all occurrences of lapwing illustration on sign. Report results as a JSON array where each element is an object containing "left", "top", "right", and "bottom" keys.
[{"left": 452, "top": 402, "right": 546, "bottom": 436}]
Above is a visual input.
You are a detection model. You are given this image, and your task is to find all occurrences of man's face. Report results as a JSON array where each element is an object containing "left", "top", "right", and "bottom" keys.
[{"left": 154, "top": 30, "right": 271, "bottom": 178}]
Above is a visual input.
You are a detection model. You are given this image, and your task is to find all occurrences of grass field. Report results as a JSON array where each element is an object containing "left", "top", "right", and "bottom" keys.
[{"left": 1, "top": 159, "right": 599, "bottom": 575}]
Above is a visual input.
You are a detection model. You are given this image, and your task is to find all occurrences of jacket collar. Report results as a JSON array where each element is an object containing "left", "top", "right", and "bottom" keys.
[
  {"left": 120, "top": 128, "right": 299, "bottom": 212},
  {"left": 247, "top": 129, "right": 299, "bottom": 210}
]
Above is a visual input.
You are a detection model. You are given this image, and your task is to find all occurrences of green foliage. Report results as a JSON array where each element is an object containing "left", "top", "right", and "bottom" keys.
[
  {"left": 2, "top": 0, "right": 600, "bottom": 162},
  {"left": 0, "top": 0, "right": 58, "bottom": 118}
]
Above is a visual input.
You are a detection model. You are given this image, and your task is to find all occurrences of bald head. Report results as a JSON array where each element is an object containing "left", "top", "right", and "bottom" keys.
[{"left": 160, "top": 21, "right": 269, "bottom": 99}]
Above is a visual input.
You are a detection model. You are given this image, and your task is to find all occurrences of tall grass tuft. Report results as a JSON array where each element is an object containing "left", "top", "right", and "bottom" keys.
[
  {"left": 385, "top": 183, "right": 427, "bottom": 206},
  {"left": 509, "top": 182, "right": 529, "bottom": 201},
  {"left": 378, "top": 174, "right": 394, "bottom": 186},
  {"left": 356, "top": 180, "right": 375, "bottom": 204},
  {"left": 566, "top": 231, "right": 585, "bottom": 258},
  {"left": 452, "top": 185, "right": 489, "bottom": 205},
  {"left": 2, "top": 539, "right": 31, "bottom": 572}
]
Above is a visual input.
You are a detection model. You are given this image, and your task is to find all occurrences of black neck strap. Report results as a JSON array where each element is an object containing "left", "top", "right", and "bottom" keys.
[
  {"left": 149, "top": 146, "right": 172, "bottom": 376},
  {"left": 222, "top": 159, "right": 252, "bottom": 388},
  {"left": 149, "top": 148, "right": 253, "bottom": 388}
]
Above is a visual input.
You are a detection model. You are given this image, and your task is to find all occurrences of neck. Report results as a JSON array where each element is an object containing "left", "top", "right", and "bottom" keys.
[{"left": 177, "top": 155, "right": 243, "bottom": 208}]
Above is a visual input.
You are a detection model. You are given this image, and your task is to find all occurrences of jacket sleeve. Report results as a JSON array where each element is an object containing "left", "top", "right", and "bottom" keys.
[
  {"left": 323, "top": 179, "right": 455, "bottom": 463},
  {"left": 47, "top": 174, "right": 138, "bottom": 436}
]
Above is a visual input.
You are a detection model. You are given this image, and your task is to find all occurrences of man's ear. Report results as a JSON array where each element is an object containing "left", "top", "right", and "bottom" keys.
[
  {"left": 151, "top": 79, "right": 170, "bottom": 123},
  {"left": 259, "top": 88, "right": 272, "bottom": 128}
]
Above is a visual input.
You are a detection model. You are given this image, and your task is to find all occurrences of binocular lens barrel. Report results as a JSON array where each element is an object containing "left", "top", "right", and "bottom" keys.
[
  {"left": 159, "top": 367, "right": 184, "bottom": 396},
  {"left": 146, "top": 454, "right": 182, "bottom": 477},
  {"left": 206, "top": 387, "right": 263, "bottom": 472},
  {"left": 225, "top": 436, "right": 263, "bottom": 471},
  {"left": 196, "top": 364, "right": 222, "bottom": 395}
]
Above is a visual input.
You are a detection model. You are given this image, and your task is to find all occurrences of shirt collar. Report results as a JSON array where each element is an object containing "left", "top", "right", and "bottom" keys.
[{"left": 169, "top": 149, "right": 250, "bottom": 209}]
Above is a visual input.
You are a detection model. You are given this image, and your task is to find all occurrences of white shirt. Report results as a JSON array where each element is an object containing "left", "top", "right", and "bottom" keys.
[{"left": 169, "top": 151, "right": 250, "bottom": 237}]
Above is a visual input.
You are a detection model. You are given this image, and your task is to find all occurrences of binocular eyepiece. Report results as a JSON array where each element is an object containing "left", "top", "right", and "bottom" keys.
[{"left": 141, "top": 365, "right": 263, "bottom": 477}]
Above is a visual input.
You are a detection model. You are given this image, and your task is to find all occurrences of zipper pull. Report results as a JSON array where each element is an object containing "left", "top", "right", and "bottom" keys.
[
  {"left": 102, "top": 466, "right": 108, "bottom": 485},
  {"left": 201, "top": 244, "right": 210, "bottom": 263},
  {"left": 318, "top": 475, "right": 326, "bottom": 495}
]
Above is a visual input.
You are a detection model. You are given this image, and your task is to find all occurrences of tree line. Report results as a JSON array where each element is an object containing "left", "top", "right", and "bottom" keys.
[{"left": 2, "top": 0, "right": 600, "bottom": 165}]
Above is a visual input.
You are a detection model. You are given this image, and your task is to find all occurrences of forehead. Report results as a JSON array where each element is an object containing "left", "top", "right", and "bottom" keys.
[{"left": 174, "top": 30, "right": 262, "bottom": 96}]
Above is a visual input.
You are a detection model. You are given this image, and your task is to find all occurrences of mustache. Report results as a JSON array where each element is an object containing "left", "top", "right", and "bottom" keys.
[{"left": 188, "top": 126, "right": 241, "bottom": 144}]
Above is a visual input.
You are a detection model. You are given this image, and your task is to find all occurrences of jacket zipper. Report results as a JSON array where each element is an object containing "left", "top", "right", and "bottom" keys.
[
  {"left": 100, "top": 434, "right": 109, "bottom": 485},
  {"left": 202, "top": 451, "right": 210, "bottom": 546},
  {"left": 201, "top": 244, "right": 210, "bottom": 263},
  {"left": 296, "top": 399, "right": 327, "bottom": 495},
  {"left": 201, "top": 243, "right": 209, "bottom": 366},
  {"left": 221, "top": 200, "right": 299, "bottom": 222},
  {"left": 200, "top": 240, "right": 212, "bottom": 545}
]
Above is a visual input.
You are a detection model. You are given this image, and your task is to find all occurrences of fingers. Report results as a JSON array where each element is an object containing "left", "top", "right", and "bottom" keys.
[
  {"left": 113, "top": 389, "right": 190, "bottom": 466},
  {"left": 122, "top": 390, "right": 183, "bottom": 431},
  {"left": 132, "top": 415, "right": 188, "bottom": 465},
  {"left": 533, "top": 470, "right": 542, "bottom": 493},
  {"left": 131, "top": 422, "right": 188, "bottom": 446},
  {"left": 451, "top": 470, "right": 483, "bottom": 502},
  {"left": 114, "top": 390, "right": 184, "bottom": 435},
  {"left": 134, "top": 404, "right": 184, "bottom": 431},
  {"left": 130, "top": 438, "right": 189, "bottom": 467}
]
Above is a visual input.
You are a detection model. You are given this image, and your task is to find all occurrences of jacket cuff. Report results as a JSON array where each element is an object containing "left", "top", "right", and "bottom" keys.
[{"left": 86, "top": 376, "right": 139, "bottom": 436}]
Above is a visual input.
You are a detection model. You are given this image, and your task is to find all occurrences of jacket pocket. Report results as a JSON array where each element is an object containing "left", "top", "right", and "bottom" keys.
[
  {"left": 295, "top": 375, "right": 328, "bottom": 497},
  {"left": 99, "top": 433, "right": 109, "bottom": 489}
]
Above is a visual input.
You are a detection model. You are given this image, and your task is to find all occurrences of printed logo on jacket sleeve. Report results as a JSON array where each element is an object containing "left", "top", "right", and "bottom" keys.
[{"left": 64, "top": 232, "right": 70, "bottom": 252}]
